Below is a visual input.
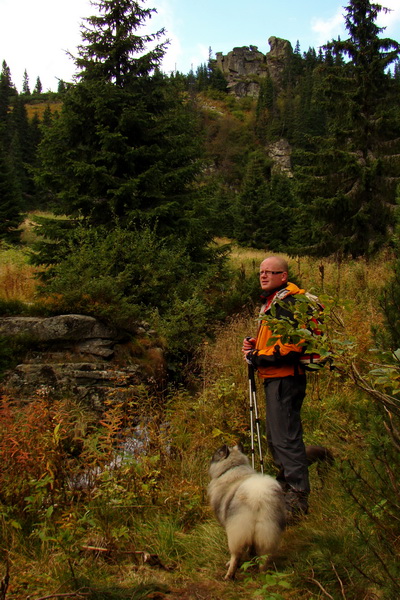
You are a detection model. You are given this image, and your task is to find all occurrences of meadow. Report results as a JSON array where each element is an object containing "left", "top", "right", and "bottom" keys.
[{"left": 0, "top": 235, "right": 397, "bottom": 600}]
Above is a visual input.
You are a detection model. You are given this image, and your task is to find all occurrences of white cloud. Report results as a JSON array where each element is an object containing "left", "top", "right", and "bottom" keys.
[
  {"left": 0, "top": 0, "right": 91, "bottom": 90},
  {"left": 311, "top": 9, "right": 345, "bottom": 47},
  {"left": 377, "top": 1, "right": 400, "bottom": 34},
  {"left": 188, "top": 44, "right": 209, "bottom": 72},
  {"left": 310, "top": 2, "right": 400, "bottom": 49},
  {"left": 141, "top": 0, "right": 183, "bottom": 73}
]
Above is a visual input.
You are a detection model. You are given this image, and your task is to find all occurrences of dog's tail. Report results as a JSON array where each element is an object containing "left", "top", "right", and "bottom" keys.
[
  {"left": 306, "top": 445, "right": 334, "bottom": 467},
  {"left": 306, "top": 445, "right": 334, "bottom": 484}
]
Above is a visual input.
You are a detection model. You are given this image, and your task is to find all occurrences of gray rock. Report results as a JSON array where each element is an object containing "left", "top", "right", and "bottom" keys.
[
  {"left": 0, "top": 314, "right": 119, "bottom": 342},
  {"left": 0, "top": 314, "right": 166, "bottom": 408},
  {"left": 266, "top": 138, "right": 293, "bottom": 177},
  {"left": 213, "top": 37, "right": 293, "bottom": 99}
]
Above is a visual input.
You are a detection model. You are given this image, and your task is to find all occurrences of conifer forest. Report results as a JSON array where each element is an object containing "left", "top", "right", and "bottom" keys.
[{"left": 0, "top": 1, "right": 399, "bottom": 599}]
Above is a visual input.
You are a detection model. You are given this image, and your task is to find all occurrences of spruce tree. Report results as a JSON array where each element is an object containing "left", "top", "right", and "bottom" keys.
[
  {"left": 35, "top": 0, "right": 210, "bottom": 258},
  {"left": 57, "top": 80, "right": 67, "bottom": 94},
  {"left": 22, "top": 70, "right": 30, "bottom": 95},
  {"left": 74, "top": 0, "right": 167, "bottom": 85},
  {"left": 33, "top": 77, "right": 42, "bottom": 95},
  {"left": 233, "top": 150, "right": 287, "bottom": 250},
  {"left": 292, "top": 0, "right": 400, "bottom": 259},
  {"left": 0, "top": 61, "right": 17, "bottom": 130},
  {"left": 0, "top": 144, "right": 23, "bottom": 242},
  {"left": 0, "top": 63, "right": 24, "bottom": 234}
]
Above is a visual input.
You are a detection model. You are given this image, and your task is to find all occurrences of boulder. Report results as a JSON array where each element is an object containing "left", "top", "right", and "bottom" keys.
[
  {"left": 0, "top": 314, "right": 120, "bottom": 343},
  {"left": 0, "top": 314, "right": 166, "bottom": 407}
]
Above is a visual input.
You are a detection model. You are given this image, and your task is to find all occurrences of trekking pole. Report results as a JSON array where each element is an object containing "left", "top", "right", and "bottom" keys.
[{"left": 248, "top": 364, "right": 264, "bottom": 473}]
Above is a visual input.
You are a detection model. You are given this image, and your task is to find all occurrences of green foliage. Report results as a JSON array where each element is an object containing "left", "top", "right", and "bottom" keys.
[
  {"left": 34, "top": 224, "right": 193, "bottom": 322},
  {"left": 0, "top": 144, "right": 24, "bottom": 243},
  {"left": 291, "top": 1, "right": 400, "bottom": 259},
  {"left": 32, "top": 224, "right": 256, "bottom": 371},
  {"left": 376, "top": 225, "right": 400, "bottom": 350},
  {"left": 242, "top": 562, "right": 292, "bottom": 600},
  {"left": 233, "top": 152, "right": 297, "bottom": 252},
  {"left": 74, "top": 0, "right": 168, "bottom": 85},
  {"left": 34, "top": 0, "right": 208, "bottom": 250},
  {"left": 193, "top": 61, "right": 228, "bottom": 93},
  {"left": 35, "top": 76, "right": 206, "bottom": 239}
]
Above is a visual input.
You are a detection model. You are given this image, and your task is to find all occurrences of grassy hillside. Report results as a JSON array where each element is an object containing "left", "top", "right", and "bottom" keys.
[
  {"left": 0, "top": 240, "right": 397, "bottom": 599},
  {"left": 25, "top": 101, "right": 62, "bottom": 120}
]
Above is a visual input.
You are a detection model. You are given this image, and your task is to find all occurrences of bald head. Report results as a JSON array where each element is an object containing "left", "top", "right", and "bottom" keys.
[
  {"left": 260, "top": 256, "right": 288, "bottom": 272},
  {"left": 259, "top": 256, "right": 288, "bottom": 293}
]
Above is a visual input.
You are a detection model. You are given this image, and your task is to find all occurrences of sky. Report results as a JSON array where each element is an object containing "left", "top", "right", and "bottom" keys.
[{"left": 1, "top": 0, "right": 400, "bottom": 92}]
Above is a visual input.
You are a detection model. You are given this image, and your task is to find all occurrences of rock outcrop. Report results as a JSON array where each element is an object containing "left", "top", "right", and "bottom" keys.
[
  {"left": 266, "top": 37, "right": 293, "bottom": 89},
  {"left": 215, "top": 45, "right": 267, "bottom": 97},
  {"left": 0, "top": 314, "right": 166, "bottom": 409},
  {"left": 266, "top": 138, "right": 293, "bottom": 177},
  {"left": 213, "top": 37, "right": 293, "bottom": 98}
]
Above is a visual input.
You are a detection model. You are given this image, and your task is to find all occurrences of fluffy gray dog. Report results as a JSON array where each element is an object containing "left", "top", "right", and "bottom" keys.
[{"left": 208, "top": 443, "right": 286, "bottom": 580}]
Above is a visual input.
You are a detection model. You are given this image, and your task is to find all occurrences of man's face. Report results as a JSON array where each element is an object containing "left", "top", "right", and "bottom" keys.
[{"left": 259, "top": 259, "right": 288, "bottom": 293}]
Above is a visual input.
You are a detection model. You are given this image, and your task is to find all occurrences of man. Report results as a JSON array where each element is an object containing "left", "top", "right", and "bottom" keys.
[{"left": 242, "top": 255, "right": 310, "bottom": 522}]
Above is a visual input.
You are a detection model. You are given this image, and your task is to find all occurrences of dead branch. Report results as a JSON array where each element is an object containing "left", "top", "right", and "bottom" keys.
[
  {"left": 306, "top": 572, "right": 334, "bottom": 599},
  {"left": 330, "top": 561, "right": 347, "bottom": 600}
]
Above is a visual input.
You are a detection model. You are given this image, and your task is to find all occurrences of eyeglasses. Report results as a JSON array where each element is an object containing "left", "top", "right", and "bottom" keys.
[{"left": 259, "top": 270, "right": 284, "bottom": 276}]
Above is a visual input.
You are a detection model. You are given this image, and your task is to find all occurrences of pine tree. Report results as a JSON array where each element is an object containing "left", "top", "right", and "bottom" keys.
[
  {"left": 292, "top": 0, "right": 400, "bottom": 259},
  {"left": 0, "top": 144, "right": 23, "bottom": 242},
  {"left": 22, "top": 70, "right": 30, "bottom": 95},
  {"left": 233, "top": 150, "right": 287, "bottom": 250},
  {"left": 7, "top": 95, "right": 41, "bottom": 210},
  {"left": 33, "top": 77, "right": 42, "bottom": 95},
  {"left": 41, "top": 105, "right": 54, "bottom": 128},
  {"left": 73, "top": 0, "right": 168, "bottom": 86},
  {"left": 35, "top": 0, "right": 210, "bottom": 259},
  {"left": 57, "top": 79, "right": 67, "bottom": 94},
  {"left": 208, "top": 63, "right": 227, "bottom": 92},
  {"left": 0, "top": 61, "right": 16, "bottom": 127},
  {"left": 0, "top": 63, "right": 24, "bottom": 231},
  {"left": 195, "top": 64, "right": 209, "bottom": 91}
]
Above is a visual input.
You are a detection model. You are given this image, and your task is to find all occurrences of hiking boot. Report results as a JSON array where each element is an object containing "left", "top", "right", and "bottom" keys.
[{"left": 284, "top": 488, "right": 309, "bottom": 525}]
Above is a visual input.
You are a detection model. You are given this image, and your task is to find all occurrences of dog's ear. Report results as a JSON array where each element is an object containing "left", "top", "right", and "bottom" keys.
[
  {"left": 211, "top": 444, "right": 230, "bottom": 463},
  {"left": 234, "top": 442, "right": 245, "bottom": 454}
]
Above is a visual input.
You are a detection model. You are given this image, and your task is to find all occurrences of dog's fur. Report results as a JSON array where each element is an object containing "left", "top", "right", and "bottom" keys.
[
  {"left": 208, "top": 443, "right": 286, "bottom": 580},
  {"left": 306, "top": 445, "right": 334, "bottom": 479}
]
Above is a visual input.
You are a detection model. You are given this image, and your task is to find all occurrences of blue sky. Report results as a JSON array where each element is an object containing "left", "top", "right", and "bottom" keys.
[{"left": 1, "top": 0, "right": 400, "bottom": 91}]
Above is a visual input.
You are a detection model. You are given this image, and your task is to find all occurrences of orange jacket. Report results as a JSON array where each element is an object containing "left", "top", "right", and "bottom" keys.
[{"left": 254, "top": 282, "right": 306, "bottom": 379}]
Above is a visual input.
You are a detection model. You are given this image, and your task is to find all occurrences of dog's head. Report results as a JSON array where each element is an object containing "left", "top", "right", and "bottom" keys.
[
  {"left": 211, "top": 442, "right": 245, "bottom": 464},
  {"left": 209, "top": 442, "right": 249, "bottom": 479}
]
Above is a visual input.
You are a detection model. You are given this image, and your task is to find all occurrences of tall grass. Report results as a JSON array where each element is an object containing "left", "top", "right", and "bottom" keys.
[
  {"left": 0, "top": 212, "right": 66, "bottom": 303},
  {"left": 0, "top": 244, "right": 397, "bottom": 599},
  {"left": 0, "top": 245, "right": 38, "bottom": 302}
]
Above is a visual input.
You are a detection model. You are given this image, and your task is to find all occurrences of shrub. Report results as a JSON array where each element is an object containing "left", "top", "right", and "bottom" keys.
[{"left": 33, "top": 224, "right": 258, "bottom": 374}]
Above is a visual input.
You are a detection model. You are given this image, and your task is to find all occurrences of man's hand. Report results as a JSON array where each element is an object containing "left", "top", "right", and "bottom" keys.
[{"left": 242, "top": 337, "right": 256, "bottom": 361}]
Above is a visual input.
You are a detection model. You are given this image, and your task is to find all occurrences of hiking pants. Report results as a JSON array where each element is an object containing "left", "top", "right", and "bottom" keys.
[{"left": 263, "top": 375, "right": 310, "bottom": 493}]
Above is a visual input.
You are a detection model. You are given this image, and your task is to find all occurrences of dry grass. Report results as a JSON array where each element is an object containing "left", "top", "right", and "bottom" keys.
[
  {"left": 0, "top": 212, "right": 59, "bottom": 302},
  {"left": 219, "top": 242, "right": 391, "bottom": 358},
  {"left": 0, "top": 241, "right": 396, "bottom": 599},
  {"left": 0, "top": 246, "right": 38, "bottom": 302},
  {"left": 25, "top": 102, "right": 62, "bottom": 120}
]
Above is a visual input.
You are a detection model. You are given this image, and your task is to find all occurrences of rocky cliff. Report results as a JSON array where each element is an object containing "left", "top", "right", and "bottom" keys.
[
  {"left": 0, "top": 314, "right": 166, "bottom": 410},
  {"left": 214, "top": 36, "right": 293, "bottom": 98}
]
